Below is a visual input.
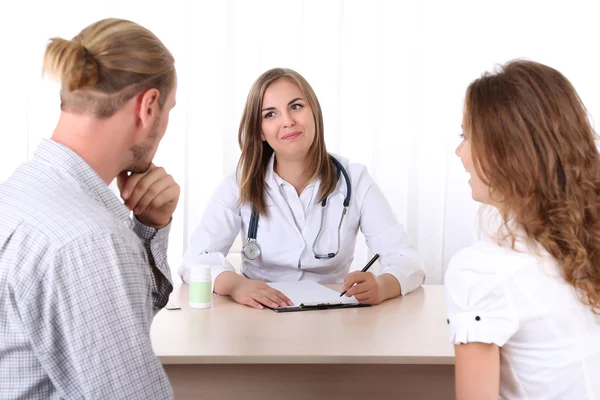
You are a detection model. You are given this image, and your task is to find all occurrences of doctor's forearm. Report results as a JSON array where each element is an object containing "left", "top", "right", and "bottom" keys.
[
  {"left": 213, "top": 271, "right": 246, "bottom": 296},
  {"left": 377, "top": 273, "right": 402, "bottom": 301}
]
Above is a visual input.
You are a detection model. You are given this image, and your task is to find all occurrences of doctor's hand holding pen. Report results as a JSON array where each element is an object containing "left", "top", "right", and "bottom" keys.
[{"left": 341, "top": 254, "right": 401, "bottom": 305}]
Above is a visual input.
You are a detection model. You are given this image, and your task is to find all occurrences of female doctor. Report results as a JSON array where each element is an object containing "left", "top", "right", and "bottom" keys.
[{"left": 180, "top": 68, "right": 425, "bottom": 309}]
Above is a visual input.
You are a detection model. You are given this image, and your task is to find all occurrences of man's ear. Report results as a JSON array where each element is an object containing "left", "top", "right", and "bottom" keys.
[{"left": 137, "top": 88, "right": 161, "bottom": 129}]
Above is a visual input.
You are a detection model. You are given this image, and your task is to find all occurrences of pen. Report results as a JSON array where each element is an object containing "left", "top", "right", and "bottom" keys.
[{"left": 340, "top": 253, "right": 380, "bottom": 297}]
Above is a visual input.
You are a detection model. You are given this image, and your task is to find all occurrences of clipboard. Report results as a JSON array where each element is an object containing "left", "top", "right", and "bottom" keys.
[
  {"left": 266, "top": 281, "right": 371, "bottom": 313},
  {"left": 269, "top": 301, "right": 371, "bottom": 313}
]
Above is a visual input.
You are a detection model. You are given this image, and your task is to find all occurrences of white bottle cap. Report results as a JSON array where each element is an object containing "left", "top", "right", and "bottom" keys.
[{"left": 190, "top": 264, "right": 211, "bottom": 281}]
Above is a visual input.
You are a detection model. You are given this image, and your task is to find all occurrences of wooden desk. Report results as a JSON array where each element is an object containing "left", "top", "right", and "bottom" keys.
[{"left": 151, "top": 284, "right": 455, "bottom": 400}]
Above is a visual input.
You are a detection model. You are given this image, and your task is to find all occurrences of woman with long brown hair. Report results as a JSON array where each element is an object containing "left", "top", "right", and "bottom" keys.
[
  {"left": 181, "top": 68, "right": 425, "bottom": 309},
  {"left": 446, "top": 60, "right": 600, "bottom": 399}
]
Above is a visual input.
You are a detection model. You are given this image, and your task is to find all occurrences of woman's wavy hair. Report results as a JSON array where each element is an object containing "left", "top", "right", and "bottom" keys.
[{"left": 465, "top": 59, "right": 600, "bottom": 314}]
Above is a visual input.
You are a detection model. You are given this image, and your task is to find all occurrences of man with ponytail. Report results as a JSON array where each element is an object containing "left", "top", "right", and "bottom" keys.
[{"left": 0, "top": 19, "right": 177, "bottom": 399}]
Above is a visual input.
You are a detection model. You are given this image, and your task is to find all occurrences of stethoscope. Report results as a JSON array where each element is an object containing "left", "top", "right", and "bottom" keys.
[{"left": 242, "top": 155, "right": 352, "bottom": 260}]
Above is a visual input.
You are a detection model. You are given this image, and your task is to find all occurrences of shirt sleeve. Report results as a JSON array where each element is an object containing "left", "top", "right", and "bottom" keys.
[
  {"left": 444, "top": 245, "right": 519, "bottom": 346},
  {"left": 132, "top": 217, "right": 173, "bottom": 311},
  {"left": 179, "top": 172, "right": 241, "bottom": 287},
  {"left": 16, "top": 233, "right": 173, "bottom": 399},
  {"left": 356, "top": 167, "right": 426, "bottom": 295}
]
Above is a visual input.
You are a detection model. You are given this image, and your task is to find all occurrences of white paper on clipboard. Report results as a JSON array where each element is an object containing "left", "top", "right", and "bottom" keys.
[{"left": 267, "top": 281, "right": 358, "bottom": 308}]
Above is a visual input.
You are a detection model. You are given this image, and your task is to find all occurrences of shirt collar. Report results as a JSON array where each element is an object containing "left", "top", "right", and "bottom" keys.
[
  {"left": 33, "top": 139, "right": 131, "bottom": 222},
  {"left": 266, "top": 153, "right": 318, "bottom": 193}
]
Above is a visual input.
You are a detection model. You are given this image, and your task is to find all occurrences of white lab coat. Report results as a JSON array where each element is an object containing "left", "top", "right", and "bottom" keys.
[{"left": 180, "top": 155, "right": 425, "bottom": 295}]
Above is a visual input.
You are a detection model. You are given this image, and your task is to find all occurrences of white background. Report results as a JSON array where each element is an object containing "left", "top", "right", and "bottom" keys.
[{"left": 1, "top": 0, "right": 599, "bottom": 283}]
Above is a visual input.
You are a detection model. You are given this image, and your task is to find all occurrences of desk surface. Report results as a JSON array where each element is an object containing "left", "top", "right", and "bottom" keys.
[{"left": 151, "top": 283, "right": 454, "bottom": 365}]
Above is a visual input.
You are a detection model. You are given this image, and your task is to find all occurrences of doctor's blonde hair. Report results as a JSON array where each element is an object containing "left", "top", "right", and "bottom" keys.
[
  {"left": 43, "top": 18, "right": 175, "bottom": 118},
  {"left": 237, "top": 68, "right": 337, "bottom": 216},
  {"left": 465, "top": 59, "right": 600, "bottom": 315}
]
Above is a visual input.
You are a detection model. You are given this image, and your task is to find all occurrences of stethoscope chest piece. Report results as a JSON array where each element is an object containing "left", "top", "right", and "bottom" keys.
[{"left": 242, "top": 238, "right": 261, "bottom": 260}]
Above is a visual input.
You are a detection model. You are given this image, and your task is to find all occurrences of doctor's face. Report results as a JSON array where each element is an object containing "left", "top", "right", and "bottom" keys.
[
  {"left": 456, "top": 116, "right": 491, "bottom": 204},
  {"left": 260, "top": 78, "right": 316, "bottom": 162}
]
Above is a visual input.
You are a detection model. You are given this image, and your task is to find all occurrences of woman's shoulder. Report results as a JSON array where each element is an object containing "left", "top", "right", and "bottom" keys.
[
  {"left": 446, "top": 239, "right": 540, "bottom": 285},
  {"left": 451, "top": 239, "right": 512, "bottom": 262},
  {"left": 330, "top": 153, "right": 365, "bottom": 171},
  {"left": 445, "top": 240, "right": 525, "bottom": 346},
  {"left": 206, "top": 168, "right": 242, "bottom": 207},
  {"left": 219, "top": 168, "right": 241, "bottom": 190},
  {"left": 329, "top": 153, "right": 372, "bottom": 186}
]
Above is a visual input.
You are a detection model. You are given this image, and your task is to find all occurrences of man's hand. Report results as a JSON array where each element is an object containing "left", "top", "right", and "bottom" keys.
[{"left": 117, "top": 165, "right": 180, "bottom": 229}]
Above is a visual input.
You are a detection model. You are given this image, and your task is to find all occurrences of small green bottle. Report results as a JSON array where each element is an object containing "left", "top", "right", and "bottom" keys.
[{"left": 189, "top": 265, "right": 212, "bottom": 308}]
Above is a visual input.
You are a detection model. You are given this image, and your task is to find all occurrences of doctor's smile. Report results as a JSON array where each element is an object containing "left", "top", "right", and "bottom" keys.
[{"left": 281, "top": 131, "right": 302, "bottom": 140}]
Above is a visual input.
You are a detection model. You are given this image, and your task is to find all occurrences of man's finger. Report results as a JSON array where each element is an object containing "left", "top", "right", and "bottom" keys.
[
  {"left": 132, "top": 179, "right": 174, "bottom": 214},
  {"left": 145, "top": 191, "right": 177, "bottom": 214},
  {"left": 121, "top": 173, "right": 146, "bottom": 203},
  {"left": 123, "top": 168, "right": 168, "bottom": 209},
  {"left": 119, "top": 163, "right": 156, "bottom": 198},
  {"left": 116, "top": 171, "right": 129, "bottom": 193}
]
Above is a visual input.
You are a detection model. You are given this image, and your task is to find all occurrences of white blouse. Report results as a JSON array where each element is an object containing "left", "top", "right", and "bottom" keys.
[
  {"left": 445, "top": 239, "right": 600, "bottom": 399},
  {"left": 180, "top": 154, "right": 425, "bottom": 295}
]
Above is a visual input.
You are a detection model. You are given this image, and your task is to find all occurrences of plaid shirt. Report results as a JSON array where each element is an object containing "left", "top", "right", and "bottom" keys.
[{"left": 0, "top": 139, "right": 173, "bottom": 399}]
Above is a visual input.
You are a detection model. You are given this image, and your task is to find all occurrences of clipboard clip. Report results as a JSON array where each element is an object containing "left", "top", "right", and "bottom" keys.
[{"left": 300, "top": 302, "right": 347, "bottom": 308}]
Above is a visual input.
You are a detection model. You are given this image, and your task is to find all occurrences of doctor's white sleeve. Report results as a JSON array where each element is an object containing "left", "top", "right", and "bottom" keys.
[
  {"left": 179, "top": 172, "right": 241, "bottom": 287},
  {"left": 358, "top": 173, "right": 426, "bottom": 296}
]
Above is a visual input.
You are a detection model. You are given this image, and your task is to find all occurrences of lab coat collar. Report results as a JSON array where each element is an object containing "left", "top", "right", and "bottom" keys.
[
  {"left": 265, "top": 153, "right": 351, "bottom": 204},
  {"left": 265, "top": 154, "right": 321, "bottom": 204}
]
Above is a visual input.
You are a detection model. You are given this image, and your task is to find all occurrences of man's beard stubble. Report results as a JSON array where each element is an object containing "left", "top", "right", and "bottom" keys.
[{"left": 127, "top": 119, "right": 160, "bottom": 174}]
